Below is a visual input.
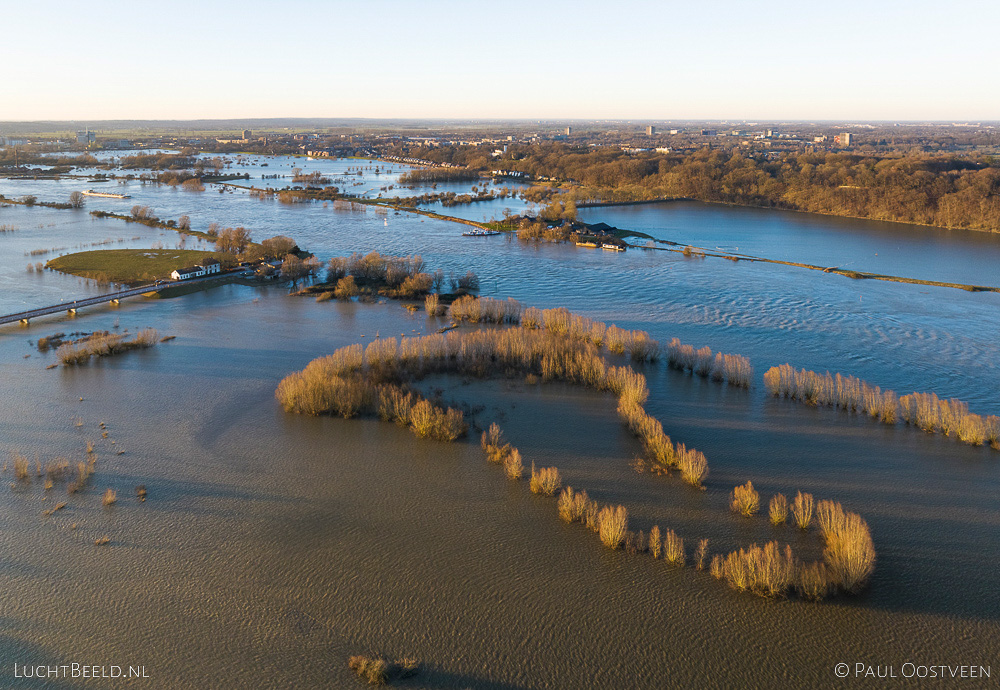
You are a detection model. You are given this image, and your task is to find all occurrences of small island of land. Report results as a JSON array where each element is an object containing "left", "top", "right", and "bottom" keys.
[{"left": 47, "top": 249, "right": 219, "bottom": 285}]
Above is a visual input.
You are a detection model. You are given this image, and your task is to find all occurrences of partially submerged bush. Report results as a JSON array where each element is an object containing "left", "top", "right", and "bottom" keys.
[
  {"left": 662, "top": 529, "right": 685, "bottom": 566},
  {"left": 676, "top": 444, "right": 708, "bottom": 488},
  {"left": 796, "top": 561, "right": 831, "bottom": 602},
  {"left": 481, "top": 423, "right": 510, "bottom": 463},
  {"left": 765, "top": 364, "right": 994, "bottom": 450},
  {"left": 56, "top": 329, "right": 159, "bottom": 366},
  {"left": 648, "top": 525, "right": 662, "bottom": 559},
  {"left": 347, "top": 655, "right": 419, "bottom": 686},
  {"left": 529, "top": 465, "right": 561, "bottom": 496},
  {"left": 503, "top": 448, "right": 524, "bottom": 480},
  {"left": 720, "top": 541, "right": 796, "bottom": 597},
  {"left": 695, "top": 538, "right": 709, "bottom": 570},
  {"left": 791, "top": 491, "right": 814, "bottom": 530},
  {"left": 815, "top": 500, "right": 876, "bottom": 593},
  {"left": 667, "top": 338, "right": 752, "bottom": 387},
  {"left": 730, "top": 481, "right": 759, "bottom": 517},
  {"left": 769, "top": 493, "right": 788, "bottom": 525},
  {"left": 424, "top": 293, "right": 442, "bottom": 316},
  {"left": 597, "top": 505, "right": 628, "bottom": 549},
  {"left": 334, "top": 275, "right": 359, "bottom": 299}
]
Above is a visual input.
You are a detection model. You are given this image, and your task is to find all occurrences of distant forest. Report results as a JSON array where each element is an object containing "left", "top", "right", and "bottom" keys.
[{"left": 393, "top": 144, "right": 1000, "bottom": 232}]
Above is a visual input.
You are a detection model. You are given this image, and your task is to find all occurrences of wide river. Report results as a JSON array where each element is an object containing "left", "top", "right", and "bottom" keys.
[{"left": 0, "top": 157, "right": 997, "bottom": 688}]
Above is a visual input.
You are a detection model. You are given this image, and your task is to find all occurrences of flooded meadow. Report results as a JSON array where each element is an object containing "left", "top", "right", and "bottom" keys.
[{"left": 0, "top": 157, "right": 998, "bottom": 687}]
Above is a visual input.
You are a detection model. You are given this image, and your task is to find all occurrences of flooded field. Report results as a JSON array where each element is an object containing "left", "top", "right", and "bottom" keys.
[{"left": 1, "top": 158, "right": 998, "bottom": 687}]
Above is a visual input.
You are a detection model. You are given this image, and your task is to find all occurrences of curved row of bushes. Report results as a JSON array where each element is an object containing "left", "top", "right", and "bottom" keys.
[
  {"left": 481, "top": 424, "right": 873, "bottom": 602},
  {"left": 274, "top": 349, "right": 467, "bottom": 442},
  {"left": 276, "top": 327, "right": 709, "bottom": 488},
  {"left": 444, "top": 297, "right": 756, "bottom": 390},
  {"left": 764, "top": 364, "right": 999, "bottom": 449},
  {"left": 447, "top": 296, "right": 662, "bottom": 364},
  {"left": 276, "top": 323, "right": 877, "bottom": 601},
  {"left": 725, "top": 481, "right": 875, "bottom": 596}
]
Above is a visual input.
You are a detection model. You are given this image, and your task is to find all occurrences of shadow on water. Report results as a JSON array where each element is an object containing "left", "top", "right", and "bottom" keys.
[
  {"left": 403, "top": 670, "right": 533, "bottom": 690},
  {"left": 0, "top": 629, "right": 79, "bottom": 689}
]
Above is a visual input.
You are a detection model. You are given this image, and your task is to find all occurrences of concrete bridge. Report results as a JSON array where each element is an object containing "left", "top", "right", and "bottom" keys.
[{"left": 0, "top": 283, "right": 168, "bottom": 327}]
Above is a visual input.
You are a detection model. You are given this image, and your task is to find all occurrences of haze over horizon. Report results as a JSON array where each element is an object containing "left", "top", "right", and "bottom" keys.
[{"left": 3, "top": 0, "right": 998, "bottom": 121}]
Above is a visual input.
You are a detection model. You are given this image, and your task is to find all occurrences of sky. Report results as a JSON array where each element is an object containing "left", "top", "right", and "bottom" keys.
[{"left": 1, "top": 0, "right": 998, "bottom": 122}]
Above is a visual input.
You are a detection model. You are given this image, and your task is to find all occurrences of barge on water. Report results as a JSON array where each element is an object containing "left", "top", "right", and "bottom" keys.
[
  {"left": 82, "top": 190, "right": 131, "bottom": 199},
  {"left": 462, "top": 229, "right": 501, "bottom": 237}
]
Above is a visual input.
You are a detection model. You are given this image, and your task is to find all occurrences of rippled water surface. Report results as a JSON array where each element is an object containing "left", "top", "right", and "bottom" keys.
[{"left": 0, "top": 158, "right": 998, "bottom": 688}]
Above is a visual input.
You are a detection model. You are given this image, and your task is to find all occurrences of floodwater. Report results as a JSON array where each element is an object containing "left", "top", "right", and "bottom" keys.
[{"left": 0, "top": 158, "right": 998, "bottom": 688}]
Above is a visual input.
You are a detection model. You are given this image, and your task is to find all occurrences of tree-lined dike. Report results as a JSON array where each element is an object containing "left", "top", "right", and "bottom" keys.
[{"left": 7, "top": 167, "right": 998, "bottom": 294}]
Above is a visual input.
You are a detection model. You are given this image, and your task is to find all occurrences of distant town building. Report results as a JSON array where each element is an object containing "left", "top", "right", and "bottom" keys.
[
  {"left": 701, "top": 129, "right": 717, "bottom": 136},
  {"left": 565, "top": 126, "right": 572, "bottom": 135},
  {"left": 242, "top": 129, "right": 252, "bottom": 140},
  {"left": 76, "top": 130, "right": 96, "bottom": 144},
  {"left": 669, "top": 129, "right": 680, "bottom": 135},
  {"left": 655, "top": 147, "right": 671, "bottom": 153},
  {"left": 814, "top": 135, "right": 828, "bottom": 143},
  {"left": 835, "top": 132, "right": 853, "bottom": 146},
  {"left": 646, "top": 125, "right": 657, "bottom": 136}
]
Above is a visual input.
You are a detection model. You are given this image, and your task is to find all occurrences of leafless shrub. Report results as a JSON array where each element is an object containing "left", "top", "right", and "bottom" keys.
[
  {"left": 796, "top": 561, "right": 831, "bottom": 602},
  {"left": 503, "top": 448, "right": 524, "bottom": 480},
  {"left": 529, "top": 465, "right": 561, "bottom": 496},
  {"left": 424, "top": 293, "right": 441, "bottom": 316},
  {"left": 791, "top": 491, "right": 814, "bottom": 530},
  {"left": 597, "top": 505, "right": 628, "bottom": 549},
  {"left": 648, "top": 525, "right": 662, "bottom": 559},
  {"left": 481, "top": 423, "right": 511, "bottom": 463},
  {"left": 662, "top": 529, "right": 685, "bottom": 566},
  {"left": 730, "top": 481, "right": 760, "bottom": 517},
  {"left": 720, "top": 541, "right": 796, "bottom": 597},
  {"left": 769, "top": 493, "right": 788, "bottom": 525},
  {"left": 695, "top": 538, "right": 709, "bottom": 570}
]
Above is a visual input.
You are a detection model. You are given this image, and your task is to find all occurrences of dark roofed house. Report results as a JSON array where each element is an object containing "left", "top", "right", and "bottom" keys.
[{"left": 588, "top": 222, "right": 616, "bottom": 234}]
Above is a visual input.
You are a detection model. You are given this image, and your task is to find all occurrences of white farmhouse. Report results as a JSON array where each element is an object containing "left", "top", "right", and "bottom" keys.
[
  {"left": 170, "top": 266, "right": 205, "bottom": 281},
  {"left": 171, "top": 258, "right": 222, "bottom": 281}
]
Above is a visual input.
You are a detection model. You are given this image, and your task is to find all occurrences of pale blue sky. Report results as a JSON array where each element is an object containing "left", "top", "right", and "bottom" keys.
[{"left": 2, "top": 0, "right": 997, "bottom": 121}]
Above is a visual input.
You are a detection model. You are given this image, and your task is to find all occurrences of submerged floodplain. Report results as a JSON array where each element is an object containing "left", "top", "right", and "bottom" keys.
[{"left": 1, "top": 154, "right": 999, "bottom": 688}]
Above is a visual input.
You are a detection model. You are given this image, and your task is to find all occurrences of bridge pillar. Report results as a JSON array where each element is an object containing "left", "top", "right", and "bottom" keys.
[{"left": 19, "top": 318, "right": 29, "bottom": 325}]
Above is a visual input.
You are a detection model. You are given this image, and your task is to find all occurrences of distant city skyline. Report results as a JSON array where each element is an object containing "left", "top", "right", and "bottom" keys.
[{"left": 2, "top": 0, "right": 998, "bottom": 121}]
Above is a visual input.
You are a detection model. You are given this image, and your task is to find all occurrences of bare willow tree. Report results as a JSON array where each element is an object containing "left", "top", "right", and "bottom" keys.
[
  {"left": 261, "top": 235, "right": 297, "bottom": 259},
  {"left": 281, "top": 254, "right": 322, "bottom": 285},
  {"left": 68, "top": 191, "right": 85, "bottom": 208},
  {"left": 215, "top": 227, "right": 252, "bottom": 254}
]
